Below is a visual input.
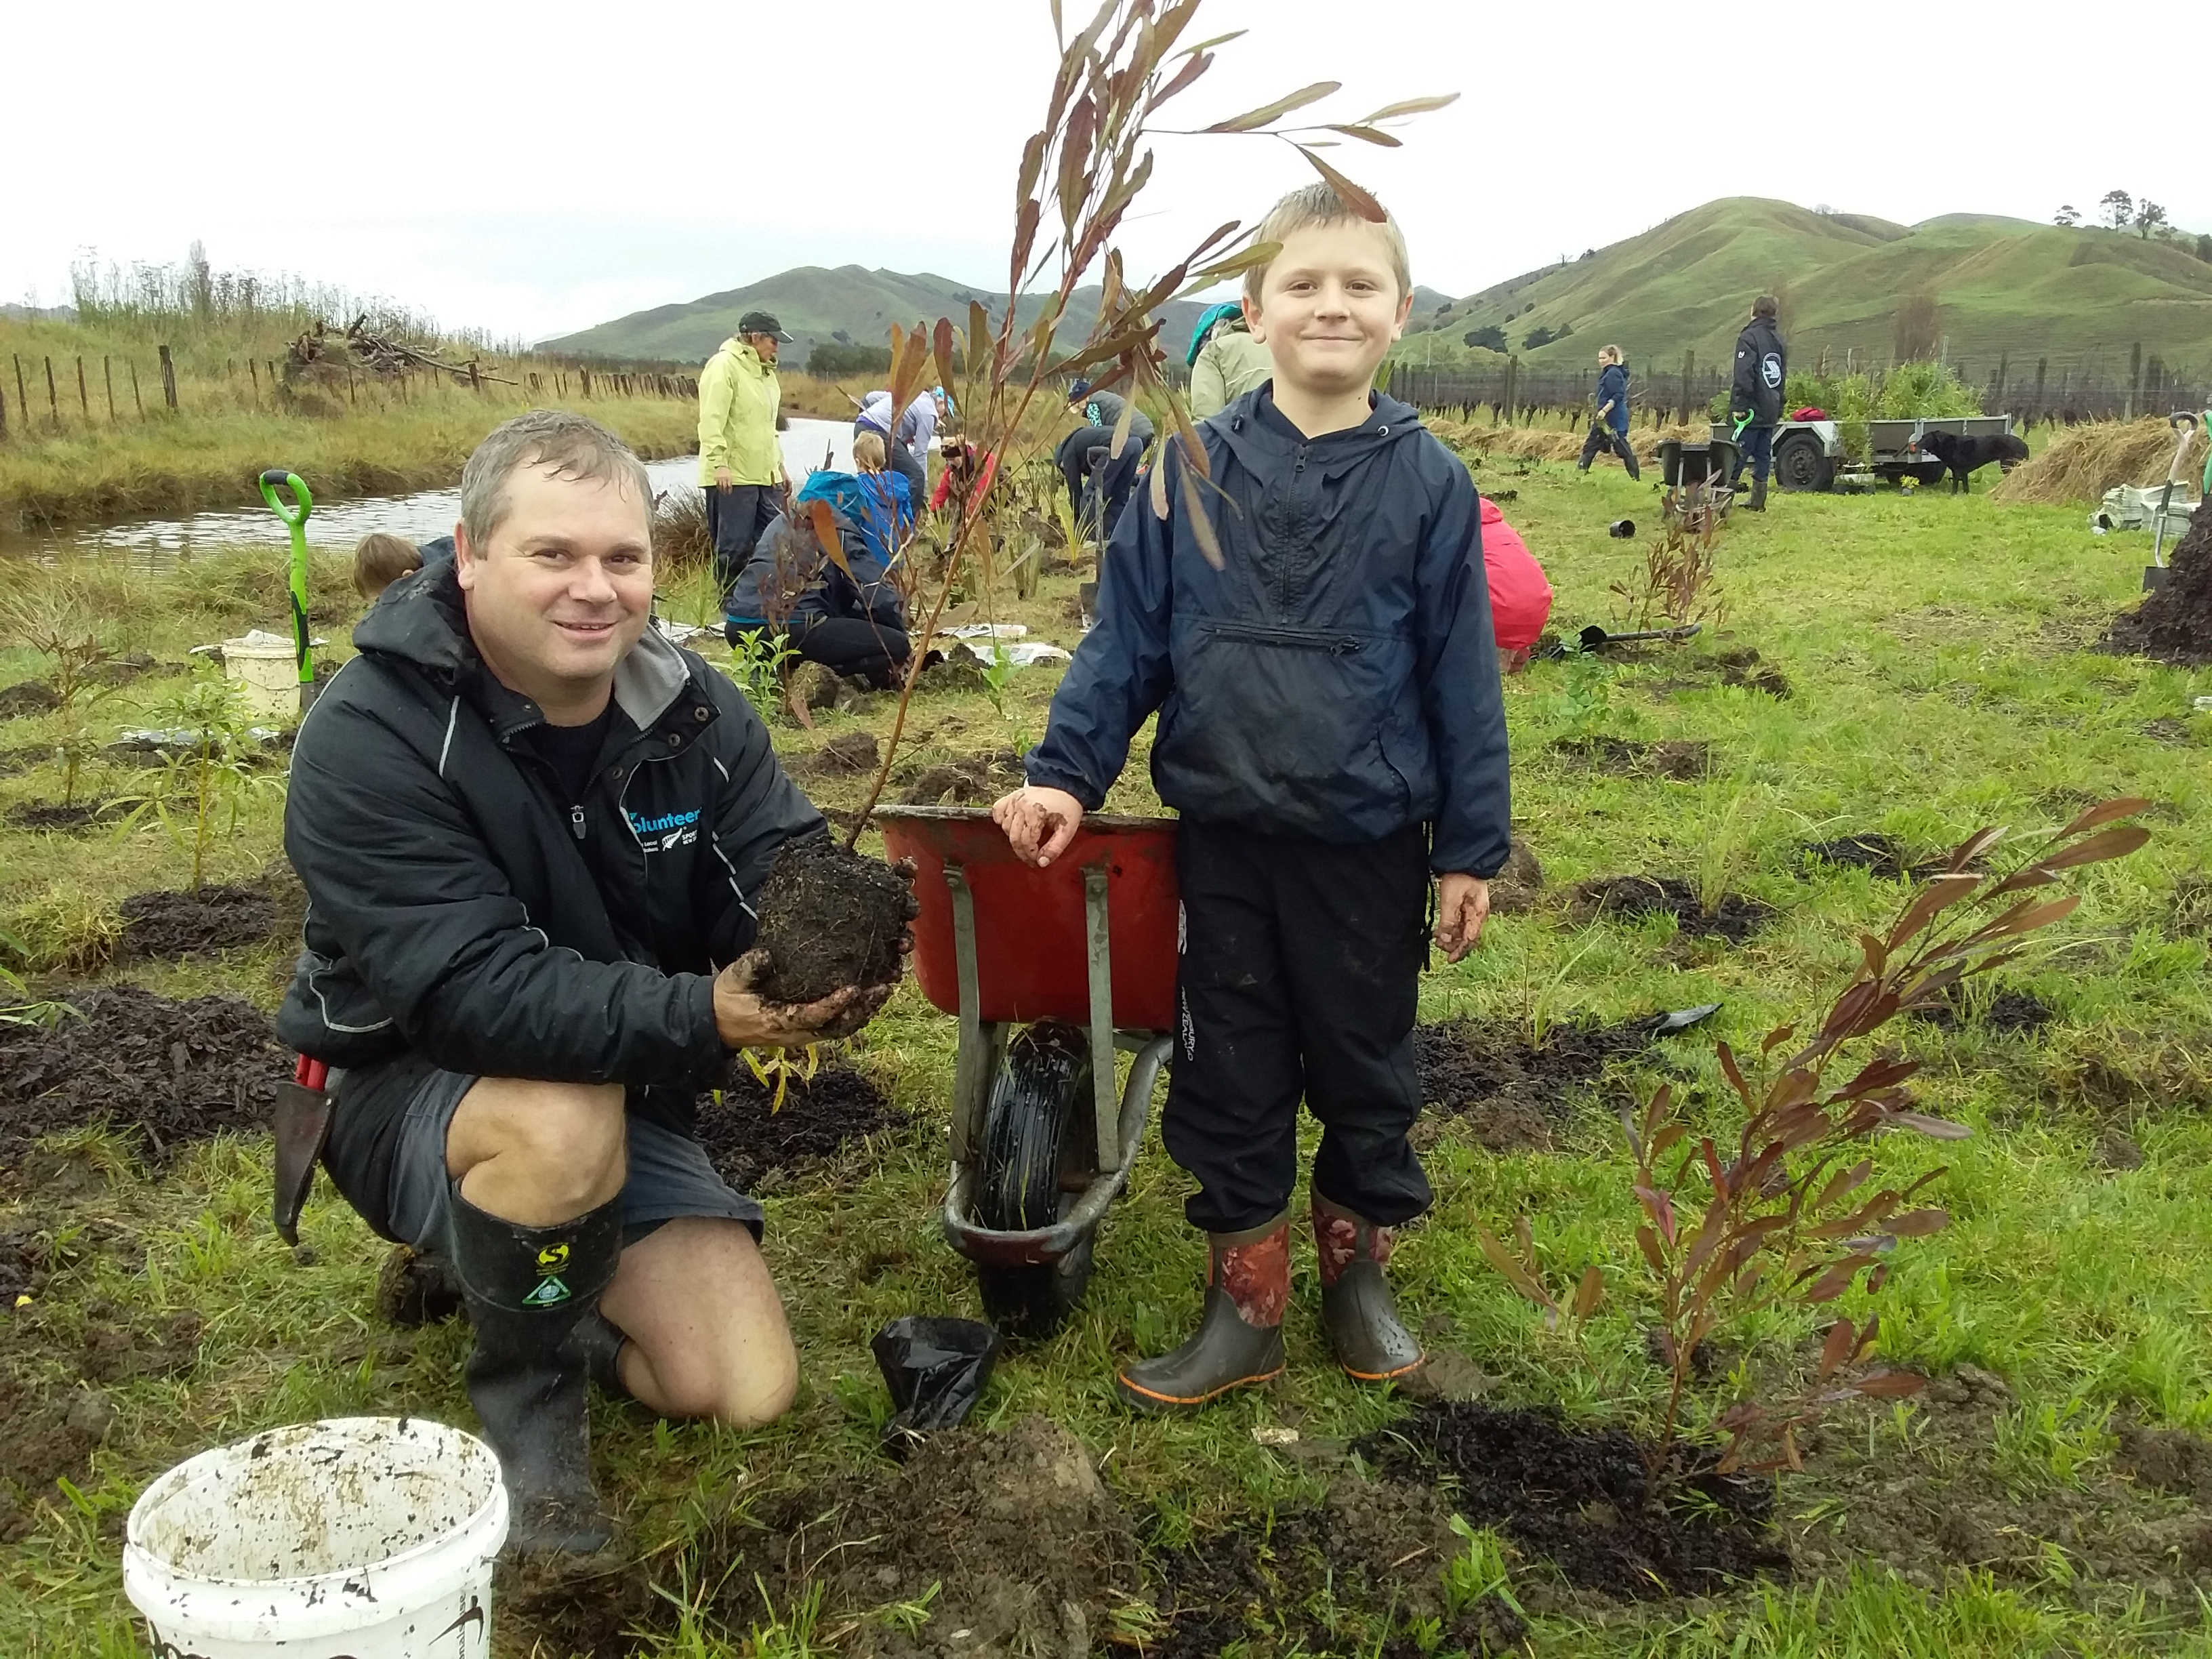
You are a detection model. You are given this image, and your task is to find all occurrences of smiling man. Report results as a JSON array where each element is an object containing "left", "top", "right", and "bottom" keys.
[{"left": 278, "top": 410, "right": 895, "bottom": 1557}]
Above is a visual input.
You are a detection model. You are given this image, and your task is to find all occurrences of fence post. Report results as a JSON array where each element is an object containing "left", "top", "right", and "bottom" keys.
[
  {"left": 75, "top": 356, "right": 89, "bottom": 422},
  {"left": 468, "top": 359, "right": 481, "bottom": 392},
  {"left": 250, "top": 358, "right": 260, "bottom": 404},
  {"left": 2125, "top": 343, "right": 2141, "bottom": 419},
  {"left": 12, "top": 357, "right": 26, "bottom": 432},
  {"left": 268, "top": 360, "right": 279, "bottom": 399},
  {"left": 130, "top": 359, "right": 144, "bottom": 419},
  {"left": 1678, "top": 349, "right": 1694, "bottom": 424},
  {"left": 2032, "top": 357, "right": 2047, "bottom": 421},
  {"left": 158, "top": 344, "right": 178, "bottom": 410},
  {"left": 103, "top": 356, "right": 115, "bottom": 422},
  {"left": 580, "top": 368, "right": 592, "bottom": 396},
  {"left": 348, "top": 369, "right": 357, "bottom": 407},
  {"left": 45, "top": 356, "right": 59, "bottom": 428},
  {"left": 0, "top": 381, "right": 7, "bottom": 443}
]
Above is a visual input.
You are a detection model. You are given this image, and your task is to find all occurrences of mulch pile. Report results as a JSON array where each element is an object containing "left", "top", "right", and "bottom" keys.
[
  {"left": 2104, "top": 499, "right": 2212, "bottom": 666},
  {"left": 0, "top": 681, "right": 60, "bottom": 719},
  {"left": 1359, "top": 1401, "right": 1787, "bottom": 1599},
  {"left": 690, "top": 1061, "right": 905, "bottom": 1193},
  {"left": 0, "top": 985, "right": 285, "bottom": 1166},
  {"left": 4, "top": 801, "right": 115, "bottom": 834},
  {"left": 118, "top": 884, "right": 283, "bottom": 959}
]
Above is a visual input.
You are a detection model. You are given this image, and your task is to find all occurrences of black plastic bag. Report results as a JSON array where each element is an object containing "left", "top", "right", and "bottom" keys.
[{"left": 870, "top": 1315, "right": 1002, "bottom": 1457}]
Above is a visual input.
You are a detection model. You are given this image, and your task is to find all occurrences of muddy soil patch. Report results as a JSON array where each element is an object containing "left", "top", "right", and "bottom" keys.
[
  {"left": 1574, "top": 875, "right": 1775, "bottom": 942},
  {"left": 1794, "top": 1365, "right": 2212, "bottom": 1599},
  {"left": 1910, "top": 984, "right": 2057, "bottom": 1036},
  {"left": 3, "top": 800, "right": 119, "bottom": 834},
  {"left": 0, "top": 985, "right": 286, "bottom": 1165},
  {"left": 800, "top": 729, "right": 882, "bottom": 777},
  {"left": 895, "top": 749, "right": 1025, "bottom": 806},
  {"left": 1654, "top": 648, "right": 1793, "bottom": 700},
  {"left": 2103, "top": 501, "right": 2212, "bottom": 668},
  {"left": 1414, "top": 1009, "right": 1710, "bottom": 1149},
  {"left": 512, "top": 1414, "right": 1136, "bottom": 1659},
  {"left": 117, "top": 884, "right": 283, "bottom": 959},
  {"left": 1149, "top": 1476, "right": 1528, "bottom": 1658},
  {"left": 0, "top": 680, "right": 60, "bottom": 719},
  {"left": 691, "top": 1062, "right": 905, "bottom": 1193},
  {"left": 1360, "top": 1401, "right": 1786, "bottom": 1599},
  {"left": 1552, "top": 736, "right": 1710, "bottom": 780},
  {"left": 750, "top": 836, "right": 916, "bottom": 1004}
]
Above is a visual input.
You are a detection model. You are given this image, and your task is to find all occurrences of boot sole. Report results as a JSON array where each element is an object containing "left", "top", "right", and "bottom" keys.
[
  {"left": 1114, "top": 1364, "right": 1283, "bottom": 1413},
  {"left": 1338, "top": 1355, "right": 1427, "bottom": 1383}
]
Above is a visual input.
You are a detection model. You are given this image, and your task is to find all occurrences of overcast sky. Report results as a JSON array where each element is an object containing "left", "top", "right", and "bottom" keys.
[{"left": 11, "top": 0, "right": 2208, "bottom": 346}]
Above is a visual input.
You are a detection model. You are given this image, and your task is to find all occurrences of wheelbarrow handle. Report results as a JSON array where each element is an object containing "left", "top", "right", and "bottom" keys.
[{"left": 256, "top": 469, "right": 313, "bottom": 528}]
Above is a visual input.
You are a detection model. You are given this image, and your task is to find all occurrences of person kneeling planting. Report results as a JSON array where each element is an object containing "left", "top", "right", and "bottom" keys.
[
  {"left": 994, "top": 183, "right": 1511, "bottom": 1411},
  {"left": 279, "top": 411, "right": 899, "bottom": 1556}
]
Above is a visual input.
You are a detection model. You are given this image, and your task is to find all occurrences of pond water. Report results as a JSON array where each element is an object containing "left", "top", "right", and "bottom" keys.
[{"left": 2, "top": 417, "right": 858, "bottom": 568}]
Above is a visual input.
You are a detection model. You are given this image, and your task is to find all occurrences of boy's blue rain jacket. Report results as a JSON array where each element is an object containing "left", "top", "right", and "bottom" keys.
[
  {"left": 1025, "top": 388, "right": 1511, "bottom": 878},
  {"left": 1597, "top": 362, "right": 1631, "bottom": 433}
]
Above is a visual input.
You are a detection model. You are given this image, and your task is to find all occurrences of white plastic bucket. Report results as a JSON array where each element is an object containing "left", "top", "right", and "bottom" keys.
[
  {"left": 123, "top": 1417, "right": 508, "bottom": 1658},
  {"left": 221, "top": 634, "right": 301, "bottom": 722}
]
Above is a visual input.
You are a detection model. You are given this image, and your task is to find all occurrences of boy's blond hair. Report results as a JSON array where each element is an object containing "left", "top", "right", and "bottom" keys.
[
  {"left": 1241, "top": 182, "right": 1412, "bottom": 306},
  {"left": 352, "top": 531, "right": 421, "bottom": 601},
  {"left": 853, "top": 430, "right": 887, "bottom": 472}
]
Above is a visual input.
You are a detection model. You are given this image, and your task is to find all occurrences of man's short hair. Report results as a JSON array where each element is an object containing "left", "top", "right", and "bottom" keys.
[
  {"left": 459, "top": 409, "right": 653, "bottom": 552},
  {"left": 1753, "top": 294, "right": 1778, "bottom": 319},
  {"left": 352, "top": 531, "right": 422, "bottom": 600},
  {"left": 1242, "top": 182, "right": 1413, "bottom": 307}
]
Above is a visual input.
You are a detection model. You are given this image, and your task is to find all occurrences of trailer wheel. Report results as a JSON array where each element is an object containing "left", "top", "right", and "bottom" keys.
[
  {"left": 972, "top": 1023, "right": 1099, "bottom": 1340},
  {"left": 1774, "top": 432, "right": 1834, "bottom": 493}
]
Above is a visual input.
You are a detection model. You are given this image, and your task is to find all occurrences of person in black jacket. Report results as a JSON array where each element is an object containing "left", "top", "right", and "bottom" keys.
[
  {"left": 279, "top": 411, "right": 899, "bottom": 1556},
  {"left": 1576, "top": 345, "right": 1640, "bottom": 478},
  {"left": 995, "top": 183, "right": 1511, "bottom": 1413},
  {"left": 1728, "top": 295, "right": 1788, "bottom": 510},
  {"left": 1055, "top": 378, "right": 1155, "bottom": 544}
]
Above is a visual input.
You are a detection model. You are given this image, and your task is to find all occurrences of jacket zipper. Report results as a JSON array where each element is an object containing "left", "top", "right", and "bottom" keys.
[
  {"left": 570, "top": 804, "right": 587, "bottom": 842},
  {"left": 1201, "top": 619, "right": 1363, "bottom": 655}
]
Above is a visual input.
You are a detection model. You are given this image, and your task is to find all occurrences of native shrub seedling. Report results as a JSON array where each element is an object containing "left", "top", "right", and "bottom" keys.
[{"left": 117, "top": 674, "right": 286, "bottom": 891}]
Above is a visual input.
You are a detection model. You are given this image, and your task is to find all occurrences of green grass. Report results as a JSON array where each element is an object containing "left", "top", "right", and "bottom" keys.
[{"left": 3, "top": 459, "right": 2211, "bottom": 1656}]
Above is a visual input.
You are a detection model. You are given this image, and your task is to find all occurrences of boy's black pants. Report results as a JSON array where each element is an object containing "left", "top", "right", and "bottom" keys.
[{"left": 1162, "top": 819, "right": 1433, "bottom": 1235}]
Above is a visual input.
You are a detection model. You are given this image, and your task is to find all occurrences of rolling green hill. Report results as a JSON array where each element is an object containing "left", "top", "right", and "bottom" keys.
[
  {"left": 1402, "top": 197, "right": 2212, "bottom": 383},
  {"left": 540, "top": 265, "right": 1219, "bottom": 371}
]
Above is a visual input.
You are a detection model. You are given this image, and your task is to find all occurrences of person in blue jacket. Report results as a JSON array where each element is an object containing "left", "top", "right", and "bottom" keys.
[
  {"left": 1576, "top": 345, "right": 1639, "bottom": 479},
  {"left": 724, "top": 467, "right": 914, "bottom": 687},
  {"left": 994, "top": 182, "right": 1511, "bottom": 1412}
]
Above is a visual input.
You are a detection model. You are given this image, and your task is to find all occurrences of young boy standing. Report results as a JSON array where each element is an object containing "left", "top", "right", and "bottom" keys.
[{"left": 993, "top": 184, "right": 1511, "bottom": 1410}]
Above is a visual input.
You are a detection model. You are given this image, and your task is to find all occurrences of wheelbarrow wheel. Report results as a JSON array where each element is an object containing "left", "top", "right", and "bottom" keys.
[{"left": 972, "top": 1023, "right": 1099, "bottom": 1341}]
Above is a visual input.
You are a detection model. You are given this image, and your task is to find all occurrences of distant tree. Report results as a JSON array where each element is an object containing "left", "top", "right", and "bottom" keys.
[
  {"left": 830, "top": 329, "right": 852, "bottom": 344},
  {"left": 1892, "top": 292, "right": 1940, "bottom": 362},
  {"left": 1523, "top": 324, "right": 1558, "bottom": 350},
  {"left": 1555, "top": 320, "right": 1575, "bottom": 340},
  {"left": 2135, "top": 201, "right": 2168, "bottom": 239},
  {"left": 2053, "top": 204, "right": 2081, "bottom": 228},
  {"left": 2100, "top": 190, "right": 2133, "bottom": 230},
  {"left": 1433, "top": 300, "right": 1451, "bottom": 313},
  {"left": 1580, "top": 247, "right": 1596, "bottom": 260},
  {"left": 2197, "top": 233, "right": 2212, "bottom": 264},
  {"left": 806, "top": 342, "right": 893, "bottom": 375},
  {"left": 1464, "top": 325, "right": 1507, "bottom": 350},
  {"left": 186, "top": 239, "right": 213, "bottom": 325}
]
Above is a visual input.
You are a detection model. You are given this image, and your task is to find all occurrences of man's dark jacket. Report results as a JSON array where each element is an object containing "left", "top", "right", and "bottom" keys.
[
  {"left": 1025, "top": 387, "right": 1511, "bottom": 879},
  {"left": 1730, "top": 315, "right": 1788, "bottom": 424},
  {"left": 275, "top": 562, "right": 821, "bottom": 1107}
]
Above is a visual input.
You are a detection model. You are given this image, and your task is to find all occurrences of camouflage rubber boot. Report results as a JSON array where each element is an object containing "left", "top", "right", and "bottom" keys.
[
  {"left": 1115, "top": 1217, "right": 1288, "bottom": 1412},
  {"left": 1311, "top": 1192, "right": 1425, "bottom": 1382}
]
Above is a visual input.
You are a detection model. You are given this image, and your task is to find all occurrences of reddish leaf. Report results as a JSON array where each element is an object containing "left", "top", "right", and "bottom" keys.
[
  {"left": 1151, "top": 49, "right": 1213, "bottom": 109},
  {"left": 1717, "top": 1042, "right": 1752, "bottom": 1107},
  {"left": 1886, "top": 1207, "right": 1950, "bottom": 1237},
  {"left": 1885, "top": 872, "right": 1983, "bottom": 953},
  {"left": 1944, "top": 825, "right": 2008, "bottom": 872},
  {"left": 1015, "top": 133, "right": 1048, "bottom": 211},
  {"left": 1852, "top": 1369, "right": 1927, "bottom": 1399},
  {"left": 1355, "top": 92, "right": 1461, "bottom": 123},
  {"left": 1761, "top": 1022, "right": 1799, "bottom": 1057},
  {"left": 1633, "top": 1183, "right": 1677, "bottom": 1247},
  {"left": 806, "top": 499, "right": 851, "bottom": 580},
  {"left": 1322, "top": 123, "right": 1402, "bottom": 147},
  {"left": 1635, "top": 1224, "right": 1666, "bottom": 1275},
  {"left": 1475, "top": 1226, "right": 1556, "bottom": 1315},
  {"left": 2030, "top": 823, "right": 2152, "bottom": 874},
  {"left": 2056, "top": 796, "right": 2151, "bottom": 838},
  {"left": 1179, "top": 456, "right": 1224, "bottom": 568},
  {"left": 1818, "top": 1318, "right": 1857, "bottom": 1379},
  {"left": 967, "top": 300, "right": 994, "bottom": 380},
  {"left": 1572, "top": 1265, "right": 1605, "bottom": 1322},
  {"left": 1295, "top": 146, "right": 1385, "bottom": 222},
  {"left": 1205, "top": 80, "right": 1341, "bottom": 133}
]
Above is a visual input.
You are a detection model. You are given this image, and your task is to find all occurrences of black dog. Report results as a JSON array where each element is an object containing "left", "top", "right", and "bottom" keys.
[{"left": 1911, "top": 429, "right": 2031, "bottom": 493}]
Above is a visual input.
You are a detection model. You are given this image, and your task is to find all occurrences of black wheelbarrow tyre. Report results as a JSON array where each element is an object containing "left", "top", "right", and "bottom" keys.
[{"left": 972, "top": 1023, "right": 1099, "bottom": 1341}]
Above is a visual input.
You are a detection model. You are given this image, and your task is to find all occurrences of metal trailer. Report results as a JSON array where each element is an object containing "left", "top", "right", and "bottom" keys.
[{"left": 1707, "top": 413, "right": 2020, "bottom": 493}]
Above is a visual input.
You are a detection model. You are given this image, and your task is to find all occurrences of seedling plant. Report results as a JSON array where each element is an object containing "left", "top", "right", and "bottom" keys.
[{"left": 116, "top": 674, "right": 287, "bottom": 891}]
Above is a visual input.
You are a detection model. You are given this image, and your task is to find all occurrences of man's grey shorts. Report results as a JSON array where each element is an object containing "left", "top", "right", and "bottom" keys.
[{"left": 331, "top": 1059, "right": 763, "bottom": 1253}]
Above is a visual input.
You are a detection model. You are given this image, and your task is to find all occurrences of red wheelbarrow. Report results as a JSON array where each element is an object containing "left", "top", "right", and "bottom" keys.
[{"left": 876, "top": 806, "right": 1178, "bottom": 1338}]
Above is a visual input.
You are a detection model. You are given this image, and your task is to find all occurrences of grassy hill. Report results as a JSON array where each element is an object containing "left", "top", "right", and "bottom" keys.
[
  {"left": 1403, "top": 197, "right": 2212, "bottom": 383},
  {"left": 541, "top": 265, "right": 1221, "bottom": 371}
]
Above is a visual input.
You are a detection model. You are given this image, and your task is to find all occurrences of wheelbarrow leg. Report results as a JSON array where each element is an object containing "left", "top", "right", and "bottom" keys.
[
  {"left": 943, "top": 862, "right": 1005, "bottom": 1163},
  {"left": 1083, "top": 864, "right": 1118, "bottom": 1173}
]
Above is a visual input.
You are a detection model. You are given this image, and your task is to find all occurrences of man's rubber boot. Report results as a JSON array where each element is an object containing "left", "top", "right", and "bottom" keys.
[
  {"left": 1311, "top": 1193, "right": 1425, "bottom": 1382},
  {"left": 1746, "top": 477, "right": 1768, "bottom": 512},
  {"left": 447, "top": 1187, "right": 622, "bottom": 1557},
  {"left": 1115, "top": 1217, "right": 1288, "bottom": 1412},
  {"left": 573, "top": 1310, "right": 630, "bottom": 1399}
]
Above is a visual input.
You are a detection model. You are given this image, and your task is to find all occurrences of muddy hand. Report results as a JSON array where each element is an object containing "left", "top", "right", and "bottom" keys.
[
  {"left": 1433, "top": 874, "right": 1492, "bottom": 964},
  {"left": 991, "top": 786, "right": 1084, "bottom": 868},
  {"left": 714, "top": 949, "right": 879, "bottom": 1048}
]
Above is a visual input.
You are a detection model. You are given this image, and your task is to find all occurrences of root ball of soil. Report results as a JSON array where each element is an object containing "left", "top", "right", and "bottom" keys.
[
  {"left": 750, "top": 836, "right": 915, "bottom": 1004},
  {"left": 2104, "top": 504, "right": 2212, "bottom": 666}
]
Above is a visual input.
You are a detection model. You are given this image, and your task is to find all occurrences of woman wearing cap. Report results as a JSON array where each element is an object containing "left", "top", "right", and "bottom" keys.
[
  {"left": 699, "top": 310, "right": 792, "bottom": 594},
  {"left": 1186, "top": 302, "right": 1272, "bottom": 419}
]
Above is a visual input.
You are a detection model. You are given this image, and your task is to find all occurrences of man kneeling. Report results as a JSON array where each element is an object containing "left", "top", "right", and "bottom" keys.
[{"left": 278, "top": 411, "right": 895, "bottom": 1555}]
